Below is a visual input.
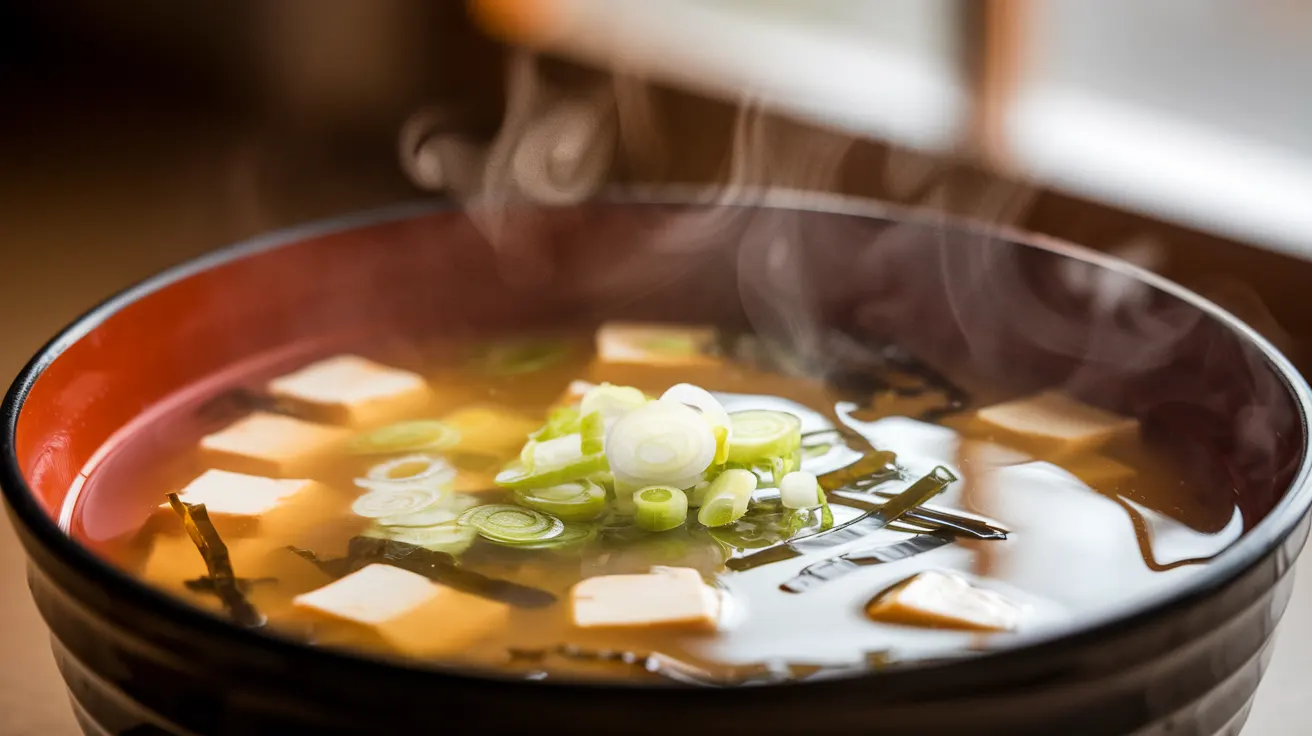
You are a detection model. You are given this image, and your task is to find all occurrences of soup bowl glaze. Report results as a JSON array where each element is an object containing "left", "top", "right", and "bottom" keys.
[{"left": 3, "top": 193, "right": 1310, "bottom": 736}]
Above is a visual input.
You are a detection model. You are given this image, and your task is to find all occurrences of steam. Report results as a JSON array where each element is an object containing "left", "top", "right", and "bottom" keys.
[{"left": 395, "top": 49, "right": 1302, "bottom": 531}]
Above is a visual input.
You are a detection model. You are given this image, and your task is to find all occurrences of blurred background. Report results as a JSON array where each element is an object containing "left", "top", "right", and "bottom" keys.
[{"left": 1, "top": 1, "right": 1310, "bottom": 733}]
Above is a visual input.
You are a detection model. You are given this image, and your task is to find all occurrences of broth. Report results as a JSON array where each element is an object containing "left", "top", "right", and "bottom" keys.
[{"left": 75, "top": 325, "right": 1242, "bottom": 684}]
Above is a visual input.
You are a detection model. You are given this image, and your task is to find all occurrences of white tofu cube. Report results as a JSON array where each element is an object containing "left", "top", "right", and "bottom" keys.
[
  {"left": 156, "top": 469, "right": 332, "bottom": 538},
  {"left": 866, "top": 570, "right": 1022, "bottom": 632},
  {"left": 268, "top": 355, "right": 433, "bottom": 426},
  {"left": 595, "top": 323, "right": 719, "bottom": 366},
  {"left": 200, "top": 411, "right": 350, "bottom": 477},
  {"left": 294, "top": 564, "right": 510, "bottom": 655},
  {"left": 976, "top": 390, "right": 1137, "bottom": 450},
  {"left": 165, "top": 469, "right": 317, "bottom": 517},
  {"left": 571, "top": 566, "right": 721, "bottom": 631}
]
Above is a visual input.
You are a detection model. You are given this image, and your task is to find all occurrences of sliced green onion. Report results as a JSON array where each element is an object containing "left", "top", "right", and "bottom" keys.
[
  {"left": 482, "top": 521, "right": 597, "bottom": 551},
  {"left": 364, "top": 522, "right": 477, "bottom": 555},
  {"left": 525, "top": 433, "right": 586, "bottom": 472},
  {"left": 351, "top": 486, "right": 444, "bottom": 519},
  {"left": 358, "top": 454, "right": 457, "bottom": 491},
  {"left": 770, "top": 449, "right": 802, "bottom": 487},
  {"left": 779, "top": 471, "right": 823, "bottom": 510},
  {"left": 727, "top": 410, "right": 802, "bottom": 464},
  {"left": 660, "top": 384, "right": 731, "bottom": 443},
  {"left": 348, "top": 420, "right": 461, "bottom": 455},
  {"left": 458, "top": 504, "right": 565, "bottom": 543},
  {"left": 634, "top": 486, "right": 690, "bottom": 532},
  {"left": 580, "top": 411, "right": 605, "bottom": 455},
  {"left": 495, "top": 453, "right": 609, "bottom": 491},
  {"left": 605, "top": 401, "right": 716, "bottom": 484},
  {"left": 474, "top": 338, "right": 570, "bottom": 376},
  {"left": 530, "top": 406, "right": 581, "bottom": 442},
  {"left": 687, "top": 480, "right": 711, "bottom": 508},
  {"left": 515, "top": 480, "right": 607, "bottom": 522},
  {"left": 696, "top": 469, "right": 758, "bottom": 527},
  {"left": 579, "top": 383, "right": 647, "bottom": 423},
  {"left": 378, "top": 494, "right": 479, "bottom": 528}
]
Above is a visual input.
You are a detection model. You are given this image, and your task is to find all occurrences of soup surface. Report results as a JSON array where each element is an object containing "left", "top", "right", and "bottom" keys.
[{"left": 75, "top": 323, "right": 1242, "bottom": 684}]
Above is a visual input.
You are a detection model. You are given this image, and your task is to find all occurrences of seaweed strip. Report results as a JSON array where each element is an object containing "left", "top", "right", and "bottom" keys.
[
  {"left": 779, "top": 533, "right": 955, "bottom": 593},
  {"left": 165, "top": 493, "right": 265, "bottom": 628},
  {"left": 288, "top": 536, "right": 556, "bottom": 608},
  {"left": 727, "top": 466, "right": 957, "bottom": 571}
]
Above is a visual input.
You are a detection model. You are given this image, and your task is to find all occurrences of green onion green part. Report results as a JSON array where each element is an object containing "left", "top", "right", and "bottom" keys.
[
  {"left": 727, "top": 410, "right": 802, "bottom": 464},
  {"left": 515, "top": 480, "right": 608, "bottom": 521},
  {"left": 458, "top": 504, "right": 565, "bottom": 543},
  {"left": 634, "top": 486, "right": 690, "bottom": 532},
  {"left": 696, "top": 468, "right": 759, "bottom": 527},
  {"left": 580, "top": 411, "right": 606, "bottom": 455}
]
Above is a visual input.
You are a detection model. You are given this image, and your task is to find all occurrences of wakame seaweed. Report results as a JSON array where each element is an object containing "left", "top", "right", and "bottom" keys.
[
  {"left": 288, "top": 536, "right": 556, "bottom": 608},
  {"left": 779, "top": 533, "right": 955, "bottom": 593},
  {"left": 166, "top": 493, "right": 265, "bottom": 628},
  {"left": 727, "top": 466, "right": 958, "bottom": 571}
]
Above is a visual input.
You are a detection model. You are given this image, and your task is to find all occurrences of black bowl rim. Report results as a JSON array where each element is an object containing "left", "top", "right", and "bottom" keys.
[{"left": 3, "top": 188, "right": 1311, "bottom": 692}]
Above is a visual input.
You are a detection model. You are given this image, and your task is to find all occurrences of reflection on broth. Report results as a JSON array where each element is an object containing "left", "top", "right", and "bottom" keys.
[{"left": 75, "top": 322, "right": 1242, "bottom": 684}]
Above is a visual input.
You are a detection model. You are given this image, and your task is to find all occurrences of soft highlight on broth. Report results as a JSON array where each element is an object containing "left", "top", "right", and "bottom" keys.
[{"left": 75, "top": 323, "right": 1243, "bottom": 684}]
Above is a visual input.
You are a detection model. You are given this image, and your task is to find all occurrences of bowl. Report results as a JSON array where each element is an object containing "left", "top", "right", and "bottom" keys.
[{"left": 4, "top": 193, "right": 1310, "bottom": 736}]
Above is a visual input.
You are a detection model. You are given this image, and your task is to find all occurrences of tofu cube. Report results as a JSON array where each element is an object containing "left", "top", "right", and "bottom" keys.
[
  {"left": 268, "top": 355, "right": 433, "bottom": 426},
  {"left": 571, "top": 566, "right": 721, "bottom": 631},
  {"left": 441, "top": 404, "right": 540, "bottom": 457},
  {"left": 200, "top": 411, "right": 350, "bottom": 477},
  {"left": 595, "top": 323, "right": 719, "bottom": 366},
  {"left": 157, "top": 469, "right": 330, "bottom": 537},
  {"left": 293, "top": 564, "right": 510, "bottom": 656},
  {"left": 866, "top": 570, "right": 1022, "bottom": 632},
  {"left": 976, "top": 391, "right": 1138, "bottom": 451}
]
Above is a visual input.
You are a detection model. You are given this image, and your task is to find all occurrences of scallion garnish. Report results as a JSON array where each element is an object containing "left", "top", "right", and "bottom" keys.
[
  {"left": 580, "top": 411, "right": 606, "bottom": 455},
  {"left": 348, "top": 420, "right": 461, "bottom": 455},
  {"left": 634, "top": 486, "right": 690, "bottom": 532},
  {"left": 459, "top": 504, "right": 566, "bottom": 544},
  {"left": 726, "top": 410, "right": 802, "bottom": 464},
  {"left": 579, "top": 383, "right": 648, "bottom": 424},
  {"left": 605, "top": 401, "right": 717, "bottom": 485},
  {"left": 515, "top": 480, "right": 608, "bottom": 521},
  {"left": 351, "top": 486, "right": 446, "bottom": 519},
  {"left": 696, "top": 469, "right": 758, "bottom": 527},
  {"left": 779, "top": 471, "right": 823, "bottom": 510}
]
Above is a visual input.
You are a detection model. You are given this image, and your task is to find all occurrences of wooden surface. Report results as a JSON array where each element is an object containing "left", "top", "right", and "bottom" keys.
[{"left": 2, "top": 99, "right": 1311, "bottom": 734}]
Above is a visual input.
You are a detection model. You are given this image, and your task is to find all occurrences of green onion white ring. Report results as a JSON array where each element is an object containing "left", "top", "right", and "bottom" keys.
[
  {"left": 515, "top": 480, "right": 607, "bottom": 521},
  {"left": 351, "top": 486, "right": 445, "bottom": 519},
  {"left": 458, "top": 504, "right": 565, "bottom": 543},
  {"left": 727, "top": 410, "right": 802, "bottom": 463},
  {"left": 605, "top": 401, "right": 716, "bottom": 484},
  {"left": 779, "top": 470, "right": 823, "bottom": 509}
]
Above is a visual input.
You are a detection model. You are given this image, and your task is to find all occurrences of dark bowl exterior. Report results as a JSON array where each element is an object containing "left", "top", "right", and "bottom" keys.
[{"left": 4, "top": 195, "right": 1310, "bottom": 736}]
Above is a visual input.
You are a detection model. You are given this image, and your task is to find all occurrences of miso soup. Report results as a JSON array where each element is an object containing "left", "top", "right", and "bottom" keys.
[{"left": 75, "top": 323, "right": 1242, "bottom": 684}]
